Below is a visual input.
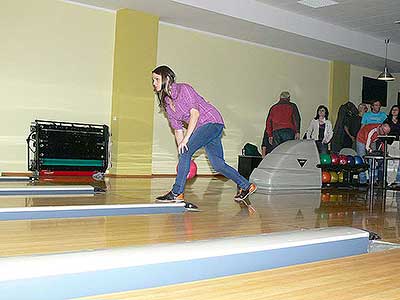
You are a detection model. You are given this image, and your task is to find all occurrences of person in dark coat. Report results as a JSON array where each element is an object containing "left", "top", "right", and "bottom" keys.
[
  {"left": 343, "top": 103, "right": 368, "bottom": 149},
  {"left": 331, "top": 101, "right": 358, "bottom": 152}
]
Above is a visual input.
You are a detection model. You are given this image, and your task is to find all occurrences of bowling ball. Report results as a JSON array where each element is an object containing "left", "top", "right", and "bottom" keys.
[
  {"left": 338, "top": 172, "right": 344, "bottom": 183},
  {"left": 320, "top": 153, "right": 332, "bottom": 165},
  {"left": 338, "top": 155, "right": 348, "bottom": 165},
  {"left": 330, "top": 171, "right": 339, "bottom": 183},
  {"left": 354, "top": 155, "right": 364, "bottom": 165},
  {"left": 330, "top": 153, "right": 340, "bottom": 165},
  {"left": 322, "top": 171, "right": 331, "bottom": 183},
  {"left": 321, "top": 192, "right": 330, "bottom": 202},
  {"left": 346, "top": 155, "right": 355, "bottom": 166},
  {"left": 329, "top": 194, "right": 338, "bottom": 201},
  {"left": 176, "top": 160, "right": 197, "bottom": 179},
  {"left": 187, "top": 160, "right": 197, "bottom": 179}
]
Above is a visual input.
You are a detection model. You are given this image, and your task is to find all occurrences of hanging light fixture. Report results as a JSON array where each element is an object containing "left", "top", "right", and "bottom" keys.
[{"left": 377, "top": 38, "right": 395, "bottom": 81}]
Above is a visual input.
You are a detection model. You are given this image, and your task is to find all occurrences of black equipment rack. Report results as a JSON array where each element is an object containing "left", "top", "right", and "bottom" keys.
[{"left": 27, "top": 120, "right": 110, "bottom": 174}]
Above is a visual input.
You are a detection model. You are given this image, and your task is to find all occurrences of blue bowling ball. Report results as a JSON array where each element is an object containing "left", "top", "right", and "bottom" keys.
[{"left": 354, "top": 155, "right": 364, "bottom": 165}]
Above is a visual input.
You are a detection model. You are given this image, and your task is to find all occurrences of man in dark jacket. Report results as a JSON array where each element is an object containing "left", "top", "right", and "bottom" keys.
[
  {"left": 266, "top": 91, "right": 301, "bottom": 148},
  {"left": 331, "top": 101, "right": 358, "bottom": 152}
]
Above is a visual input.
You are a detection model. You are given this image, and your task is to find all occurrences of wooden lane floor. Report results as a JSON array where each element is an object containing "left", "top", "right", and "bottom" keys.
[
  {"left": 0, "top": 177, "right": 399, "bottom": 257},
  {"left": 77, "top": 249, "right": 400, "bottom": 300}
]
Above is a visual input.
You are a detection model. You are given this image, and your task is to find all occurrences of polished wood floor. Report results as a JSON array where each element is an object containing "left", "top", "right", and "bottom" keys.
[
  {"left": 0, "top": 176, "right": 399, "bottom": 257},
  {"left": 78, "top": 249, "right": 400, "bottom": 300},
  {"left": 1, "top": 176, "right": 400, "bottom": 299}
]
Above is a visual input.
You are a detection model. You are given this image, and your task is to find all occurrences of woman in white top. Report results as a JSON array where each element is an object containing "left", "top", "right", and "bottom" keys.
[{"left": 306, "top": 105, "right": 333, "bottom": 154}]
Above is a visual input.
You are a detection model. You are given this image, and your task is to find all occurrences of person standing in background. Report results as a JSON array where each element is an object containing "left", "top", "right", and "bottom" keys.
[
  {"left": 384, "top": 105, "right": 400, "bottom": 135},
  {"left": 384, "top": 105, "right": 400, "bottom": 187},
  {"left": 361, "top": 100, "right": 387, "bottom": 126},
  {"left": 306, "top": 105, "right": 333, "bottom": 154},
  {"left": 265, "top": 91, "right": 301, "bottom": 149},
  {"left": 343, "top": 103, "right": 368, "bottom": 149},
  {"left": 331, "top": 101, "right": 358, "bottom": 152}
]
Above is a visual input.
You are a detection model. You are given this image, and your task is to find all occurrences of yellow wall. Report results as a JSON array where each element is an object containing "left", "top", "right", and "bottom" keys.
[
  {"left": 110, "top": 9, "right": 158, "bottom": 175},
  {"left": 153, "top": 24, "right": 330, "bottom": 174},
  {"left": 5, "top": 2, "right": 395, "bottom": 176},
  {"left": 328, "top": 61, "right": 350, "bottom": 125},
  {"left": 0, "top": 0, "right": 115, "bottom": 171}
]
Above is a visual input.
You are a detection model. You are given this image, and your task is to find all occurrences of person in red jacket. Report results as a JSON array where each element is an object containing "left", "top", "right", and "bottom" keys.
[
  {"left": 356, "top": 123, "right": 390, "bottom": 184},
  {"left": 266, "top": 91, "right": 301, "bottom": 148}
]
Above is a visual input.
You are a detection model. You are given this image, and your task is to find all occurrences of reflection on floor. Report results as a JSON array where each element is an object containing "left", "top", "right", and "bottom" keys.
[{"left": 0, "top": 176, "right": 399, "bottom": 257}]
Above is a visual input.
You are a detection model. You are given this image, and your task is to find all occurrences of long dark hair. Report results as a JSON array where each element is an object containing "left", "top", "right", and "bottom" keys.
[
  {"left": 388, "top": 105, "right": 400, "bottom": 122},
  {"left": 314, "top": 105, "right": 329, "bottom": 120},
  {"left": 152, "top": 65, "right": 176, "bottom": 110}
]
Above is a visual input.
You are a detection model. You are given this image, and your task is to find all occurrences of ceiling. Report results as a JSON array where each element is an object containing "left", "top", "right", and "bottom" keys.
[
  {"left": 258, "top": 0, "right": 400, "bottom": 44},
  {"left": 67, "top": 0, "right": 400, "bottom": 72}
]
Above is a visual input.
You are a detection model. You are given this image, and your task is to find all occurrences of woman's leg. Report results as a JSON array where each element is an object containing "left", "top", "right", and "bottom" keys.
[
  {"left": 172, "top": 123, "right": 224, "bottom": 195},
  {"left": 204, "top": 130, "right": 250, "bottom": 190},
  {"left": 320, "top": 142, "right": 328, "bottom": 154},
  {"left": 316, "top": 140, "right": 323, "bottom": 153}
]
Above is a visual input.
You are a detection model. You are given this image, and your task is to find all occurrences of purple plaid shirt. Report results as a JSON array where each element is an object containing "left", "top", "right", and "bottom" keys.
[{"left": 165, "top": 83, "right": 224, "bottom": 130}]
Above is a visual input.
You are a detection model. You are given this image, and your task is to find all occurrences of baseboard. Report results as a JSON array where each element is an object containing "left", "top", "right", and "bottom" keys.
[
  {"left": 1, "top": 172, "right": 224, "bottom": 179},
  {"left": 0, "top": 172, "right": 33, "bottom": 177}
]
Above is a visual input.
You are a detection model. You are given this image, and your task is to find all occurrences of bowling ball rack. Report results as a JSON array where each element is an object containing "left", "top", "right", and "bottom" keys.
[{"left": 317, "top": 163, "right": 369, "bottom": 189}]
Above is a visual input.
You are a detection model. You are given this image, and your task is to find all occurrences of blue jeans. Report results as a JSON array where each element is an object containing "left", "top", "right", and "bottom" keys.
[
  {"left": 356, "top": 141, "right": 380, "bottom": 184},
  {"left": 272, "top": 128, "right": 295, "bottom": 149},
  {"left": 356, "top": 141, "right": 368, "bottom": 184},
  {"left": 316, "top": 141, "right": 328, "bottom": 154},
  {"left": 172, "top": 123, "right": 250, "bottom": 195}
]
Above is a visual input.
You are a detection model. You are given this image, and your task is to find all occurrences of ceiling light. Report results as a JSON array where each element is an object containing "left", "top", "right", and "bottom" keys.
[
  {"left": 297, "top": 0, "right": 338, "bottom": 9},
  {"left": 377, "top": 38, "right": 395, "bottom": 81}
]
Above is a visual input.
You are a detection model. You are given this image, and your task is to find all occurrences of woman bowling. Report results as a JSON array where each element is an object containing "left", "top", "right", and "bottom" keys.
[
  {"left": 151, "top": 65, "right": 256, "bottom": 211},
  {"left": 306, "top": 105, "right": 333, "bottom": 154}
]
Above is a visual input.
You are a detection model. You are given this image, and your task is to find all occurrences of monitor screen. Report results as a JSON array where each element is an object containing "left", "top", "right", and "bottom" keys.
[{"left": 362, "top": 76, "right": 387, "bottom": 106}]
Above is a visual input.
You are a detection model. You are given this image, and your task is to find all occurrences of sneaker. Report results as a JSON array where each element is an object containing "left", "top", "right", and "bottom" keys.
[
  {"left": 156, "top": 191, "right": 184, "bottom": 203},
  {"left": 234, "top": 183, "right": 257, "bottom": 202},
  {"left": 184, "top": 202, "right": 200, "bottom": 211}
]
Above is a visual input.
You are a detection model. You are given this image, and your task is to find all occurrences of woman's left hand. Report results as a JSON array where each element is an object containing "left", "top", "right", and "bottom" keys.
[{"left": 178, "top": 139, "right": 189, "bottom": 154}]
